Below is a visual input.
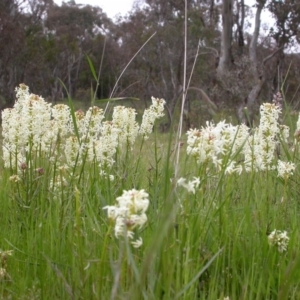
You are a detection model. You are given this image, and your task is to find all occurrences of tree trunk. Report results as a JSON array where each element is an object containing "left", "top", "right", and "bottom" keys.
[
  {"left": 217, "top": 0, "right": 233, "bottom": 77},
  {"left": 249, "top": 0, "right": 266, "bottom": 68},
  {"left": 237, "top": 0, "right": 245, "bottom": 54},
  {"left": 209, "top": 0, "right": 215, "bottom": 27},
  {"left": 238, "top": 0, "right": 267, "bottom": 124}
]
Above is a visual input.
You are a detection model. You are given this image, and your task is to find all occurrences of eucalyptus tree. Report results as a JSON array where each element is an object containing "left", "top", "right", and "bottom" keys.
[
  {"left": 217, "top": 0, "right": 233, "bottom": 77},
  {"left": 216, "top": 0, "right": 295, "bottom": 123},
  {"left": 45, "top": 1, "right": 111, "bottom": 99},
  {"left": 0, "top": 0, "right": 28, "bottom": 108},
  {"left": 237, "top": 0, "right": 300, "bottom": 122},
  {"left": 112, "top": 0, "right": 219, "bottom": 127},
  {"left": 267, "top": 0, "right": 300, "bottom": 91},
  {"left": 237, "top": 0, "right": 268, "bottom": 122}
]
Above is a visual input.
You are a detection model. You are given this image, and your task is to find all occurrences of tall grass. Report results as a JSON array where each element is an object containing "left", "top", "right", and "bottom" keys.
[{"left": 0, "top": 83, "right": 300, "bottom": 300}]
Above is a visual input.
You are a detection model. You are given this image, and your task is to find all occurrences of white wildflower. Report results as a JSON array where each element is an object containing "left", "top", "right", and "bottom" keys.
[
  {"left": 186, "top": 102, "right": 285, "bottom": 175},
  {"left": 244, "top": 103, "right": 281, "bottom": 172},
  {"left": 139, "top": 97, "right": 166, "bottom": 138},
  {"left": 112, "top": 106, "right": 139, "bottom": 146},
  {"left": 64, "top": 136, "right": 82, "bottom": 167},
  {"left": 99, "top": 170, "right": 106, "bottom": 177},
  {"left": 177, "top": 177, "right": 187, "bottom": 187},
  {"left": 103, "top": 189, "right": 149, "bottom": 245},
  {"left": 225, "top": 161, "right": 243, "bottom": 175},
  {"left": 2, "top": 84, "right": 52, "bottom": 169},
  {"left": 82, "top": 106, "right": 104, "bottom": 138},
  {"left": 187, "top": 121, "right": 248, "bottom": 172},
  {"left": 95, "top": 121, "right": 119, "bottom": 167},
  {"left": 58, "top": 164, "right": 69, "bottom": 172},
  {"left": 279, "top": 125, "right": 289, "bottom": 142},
  {"left": 116, "top": 189, "right": 149, "bottom": 215},
  {"left": 9, "top": 175, "right": 21, "bottom": 183},
  {"left": 15, "top": 83, "right": 29, "bottom": 100},
  {"left": 177, "top": 177, "right": 200, "bottom": 194},
  {"left": 0, "top": 268, "right": 7, "bottom": 280},
  {"left": 75, "top": 109, "right": 86, "bottom": 136},
  {"left": 102, "top": 205, "right": 118, "bottom": 220},
  {"left": 186, "top": 122, "right": 220, "bottom": 166},
  {"left": 277, "top": 160, "right": 296, "bottom": 180},
  {"left": 131, "top": 237, "right": 143, "bottom": 248},
  {"left": 268, "top": 229, "right": 289, "bottom": 253},
  {"left": 51, "top": 104, "right": 72, "bottom": 138}
]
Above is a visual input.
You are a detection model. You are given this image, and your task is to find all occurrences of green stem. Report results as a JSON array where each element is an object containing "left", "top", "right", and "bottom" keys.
[{"left": 99, "top": 224, "right": 113, "bottom": 293}]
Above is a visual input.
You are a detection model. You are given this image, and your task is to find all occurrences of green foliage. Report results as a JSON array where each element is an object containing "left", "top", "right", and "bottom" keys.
[
  {"left": 1, "top": 0, "right": 300, "bottom": 297},
  {"left": 1, "top": 86, "right": 300, "bottom": 299}
]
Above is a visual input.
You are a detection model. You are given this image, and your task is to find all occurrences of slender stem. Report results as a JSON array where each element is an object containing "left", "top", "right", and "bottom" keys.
[
  {"left": 99, "top": 224, "right": 113, "bottom": 293},
  {"left": 104, "top": 32, "right": 157, "bottom": 116},
  {"left": 175, "top": 0, "right": 188, "bottom": 177},
  {"left": 93, "top": 36, "right": 107, "bottom": 102}
]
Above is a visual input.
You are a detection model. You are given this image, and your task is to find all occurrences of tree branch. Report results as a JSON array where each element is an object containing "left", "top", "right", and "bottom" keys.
[{"left": 263, "top": 47, "right": 284, "bottom": 65}]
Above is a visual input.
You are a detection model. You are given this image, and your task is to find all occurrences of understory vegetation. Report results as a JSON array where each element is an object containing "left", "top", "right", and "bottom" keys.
[{"left": 0, "top": 84, "right": 300, "bottom": 299}]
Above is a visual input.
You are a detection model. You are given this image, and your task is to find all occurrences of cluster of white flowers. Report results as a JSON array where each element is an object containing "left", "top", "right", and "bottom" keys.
[
  {"left": 140, "top": 97, "right": 166, "bottom": 138},
  {"left": 51, "top": 104, "right": 72, "bottom": 139},
  {"left": 64, "top": 136, "right": 82, "bottom": 167},
  {"left": 82, "top": 106, "right": 104, "bottom": 138},
  {"left": 95, "top": 121, "right": 120, "bottom": 167},
  {"left": 0, "top": 249, "right": 13, "bottom": 281},
  {"left": 2, "top": 85, "right": 166, "bottom": 173},
  {"left": 103, "top": 189, "right": 149, "bottom": 248},
  {"left": 187, "top": 100, "right": 295, "bottom": 178},
  {"left": 277, "top": 160, "right": 296, "bottom": 180},
  {"left": 268, "top": 229, "right": 289, "bottom": 253},
  {"left": 244, "top": 103, "right": 283, "bottom": 172},
  {"left": 187, "top": 121, "right": 249, "bottom": 173},
  {"left": 9, "top": 175, "right": 21, "bottom": 183},
  {"left": 177, "top": 177, "right": 200, "bottom": 194},
  {"left": 112, "top": 106, "right": 139, "bottom": 146},
  {"left": 2, "top": 84, "right": 52, "bottom": 168}
]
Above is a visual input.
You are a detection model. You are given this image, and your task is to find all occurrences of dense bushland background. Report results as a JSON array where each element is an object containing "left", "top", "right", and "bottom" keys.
[{"left": 1, "top": 0, "right": 300, "bottom": 126}]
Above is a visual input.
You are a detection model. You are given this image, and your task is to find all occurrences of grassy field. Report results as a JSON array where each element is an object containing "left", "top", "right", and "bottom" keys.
[{"left": 0, "top": 85, "right": 300, "bottom": 299}]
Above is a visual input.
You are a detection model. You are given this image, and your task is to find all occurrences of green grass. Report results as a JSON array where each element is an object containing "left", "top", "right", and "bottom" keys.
[{"left": 1, "top": 92, "right": 300, "bottom": 300}]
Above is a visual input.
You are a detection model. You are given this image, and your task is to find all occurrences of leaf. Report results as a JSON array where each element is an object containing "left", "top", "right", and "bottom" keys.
[
  {"left": 86, "top": 54, "right": 98, "bottom": 82},
  {"left": 174, "top": 247, "right": 224, "bottom": 299},
  {"left": 96, "top": 97, "right": 140, "bottom": 102}
]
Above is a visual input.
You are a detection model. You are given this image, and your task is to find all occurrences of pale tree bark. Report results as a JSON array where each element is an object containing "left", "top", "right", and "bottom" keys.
[
  {"left": 217, "top": 0, "right": 233, "bottom": 77},
  {"left": 238, "top": 0, "right": 266, "bottom": 124},
  {"left": 249, "top": 0, "right": 266, "bottom": 68}
]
